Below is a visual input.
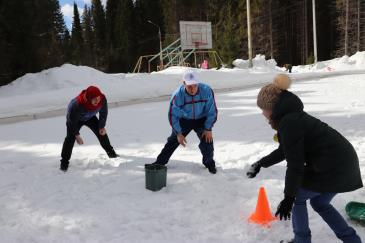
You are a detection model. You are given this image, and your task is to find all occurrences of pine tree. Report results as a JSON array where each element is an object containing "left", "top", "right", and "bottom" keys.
[
  {"left": 51, "top": 0, "right": 69, "bottom": 50},
  {"left": 106, "top": 0, "right": 121, "bottom": 70},
  {"left": 316, "top": 0, "right": 338, "bottom": 60},
  {"left": 161, "top": 0, "right": 178, "bottom": 44},
  {"left": 0, "top": 0, "right": 69, "bottom": 86},
  {"left": 134, "top": 0, "right": 165, "bottom": 62},
  {"left": 335, "top": 0, "right": 362, "bottom": 56},
  {"left": 106, "top": 0, "right": 120, "bottom": 48},
  {"left": 27, "top": 0, "right": 69, "bottom": 70},
  {"left": 48, "top": 0, "right": 69, "bottom": 67},
  {"left": 109, "top": 0, "right": 136, "bottom": 72},
  {"left": 82, "top": 5, "right": 95, "bottom": 66},
  {"left": 63, "top": 29, "right": 72, "bottom": 62},
  {"left": 91, "top": 0, "right": 107, "bottom": 69},
  {"left": 161, "top": 0, "right": 208, "bottom": 44},
  {"left": 0, "top": 1, "right": 13, "bottom": 85},
  {"left": 236, "top": 0, "right": 248, "bottom": 59},
  {"left": 71, "top": 2, "right": 84, "bottom": 65},
  {"left": 0, "top": 0, "right": 37, "bottom": 85},
  {"left": 218, "top": 1, "right": 240, "bottom": 66}
]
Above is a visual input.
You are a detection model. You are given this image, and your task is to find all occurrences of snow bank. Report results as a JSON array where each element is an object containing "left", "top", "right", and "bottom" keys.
[
  {"left": 0, "top": 64, "right": 125, "bottom": 97},
  {"left": 232, "top": 52, "right": 365, "bottom": 73},
  {"left": 294, "top": 51, "right": 365, "bottom": 72},
  {"left": 349, "top": 51, "right": 365, "bottom": 68},
  {"left": 232, "top": 54, "right": 279, "bottom": 72},
  {"left": 1, "top": 52, "right": 365, "bottom": 120},
  {"left": 0, "top": 65, "right": 278, "bottom": 118}
]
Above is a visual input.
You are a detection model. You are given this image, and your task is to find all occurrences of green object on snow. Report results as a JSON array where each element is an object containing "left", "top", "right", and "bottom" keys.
[
  {"left": 145, "top": 164, "right": 167, "bottom": 191},
  {"left": 345, "top": 201, "right": 365, "bottom": 224}
]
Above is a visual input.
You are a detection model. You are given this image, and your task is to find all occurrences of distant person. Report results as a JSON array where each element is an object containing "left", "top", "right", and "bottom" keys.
[
  {"left": 247, "top": 74, "right": 363, "bottom": 243},
  {"left": 284, "top": 63, "right": 292, "bottom": 73},
  {"left": 201, "top": 60, "right": 209, "bottom": 69},
  {"left": 153, "top": 70, "right": 218, "bottom": 174},
  {"left": 60, "top": 86, "right": 118, "bottom": 172}
]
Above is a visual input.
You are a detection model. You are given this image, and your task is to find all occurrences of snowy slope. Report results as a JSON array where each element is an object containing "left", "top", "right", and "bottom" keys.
[{"left": 0, "top": 73, "right": 364, "bottom": 242}]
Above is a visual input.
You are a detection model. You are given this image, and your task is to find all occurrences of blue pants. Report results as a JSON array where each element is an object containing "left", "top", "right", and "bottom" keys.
[
  {"left": 155, "top": 118, "right": 215, "bottom": 167},
  {"left": 292, "top": 188, "right": 362, "bottom": 243}
]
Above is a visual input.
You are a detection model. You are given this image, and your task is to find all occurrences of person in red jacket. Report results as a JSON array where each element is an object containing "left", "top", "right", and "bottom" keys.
[{"left": 60, "top": 86, "right": 118, "bottom": 172}]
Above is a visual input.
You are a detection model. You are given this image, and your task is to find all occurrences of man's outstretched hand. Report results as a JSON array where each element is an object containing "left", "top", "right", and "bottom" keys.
[
  {"left": 177, "top": 133, "right": 187, "bottom": 147},
  {"left": 202, "top": 130, "right": 213, "bottom": 143}
]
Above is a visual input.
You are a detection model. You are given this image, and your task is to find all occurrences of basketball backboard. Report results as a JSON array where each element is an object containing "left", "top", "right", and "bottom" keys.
[{"left": 179, "top": 21, "right": 212, "bottom": 50}]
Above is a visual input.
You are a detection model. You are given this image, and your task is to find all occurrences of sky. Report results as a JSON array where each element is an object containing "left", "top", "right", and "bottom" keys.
[{"left": 59, "top": 0, "right": 106, "bottom": 30}]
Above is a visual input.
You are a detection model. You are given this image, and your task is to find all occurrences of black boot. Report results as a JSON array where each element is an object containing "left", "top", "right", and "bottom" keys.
[
  {"left": 60, "top": 160, "right": 69, "bottom": 172},
  {"left": 107, "top": 150, "right": 119, "bottom": 158},
  {"left": 207, "top": 165, "right": 217, "bottom": 174}
]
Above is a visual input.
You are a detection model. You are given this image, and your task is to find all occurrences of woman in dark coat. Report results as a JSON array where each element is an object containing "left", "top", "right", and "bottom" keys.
[
  {"left": 247, "top": 74, "right": 363, "bottom": 243},
  {"left": 60, "top": 86, "right": 118, "bottom": 172}
]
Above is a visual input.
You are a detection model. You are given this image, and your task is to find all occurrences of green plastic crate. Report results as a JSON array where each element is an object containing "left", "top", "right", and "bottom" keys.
[{"left": 144, "top": 164, "right": 167, "bottom": 191}]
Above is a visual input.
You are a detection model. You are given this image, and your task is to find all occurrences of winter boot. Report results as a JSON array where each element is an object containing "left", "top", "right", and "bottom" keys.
[
  {"left": 207, "top": 165, "right": 217, "bottom": 174},
  {"left": 107, "top": 150, "right": 119, "bottom": 158},
  {"left": 60, "top": 160, "right": 69, "bottom": 172}
]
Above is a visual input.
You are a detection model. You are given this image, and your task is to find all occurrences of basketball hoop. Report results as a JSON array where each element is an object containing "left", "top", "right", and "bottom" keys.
[
  {"left": 194, "top": 42, "right": 201, "bottom": 49},
  {"left": 180, "top": 21, "right": 212, "bottom": 50}
]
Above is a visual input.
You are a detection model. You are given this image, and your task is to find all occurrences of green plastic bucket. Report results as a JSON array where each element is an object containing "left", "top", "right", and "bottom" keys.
[
  {"left": 144, "top": 164, "right": 167, "bottom": 191},
  {"left": 345, "top": 201, "right": 365, "bottom": 224}
]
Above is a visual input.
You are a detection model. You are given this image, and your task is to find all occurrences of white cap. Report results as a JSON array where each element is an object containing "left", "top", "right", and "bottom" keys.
[{"left": 182, "top": 70, "right": 200, "bottom": 85}]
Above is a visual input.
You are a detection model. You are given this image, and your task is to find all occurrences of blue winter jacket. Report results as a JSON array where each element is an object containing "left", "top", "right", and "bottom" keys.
[
  {"left": 168, "top": 83, "right": 218, "bottom": 134},
  {"left": 66, "top": 97, "right": 108, "bottom": 135}
]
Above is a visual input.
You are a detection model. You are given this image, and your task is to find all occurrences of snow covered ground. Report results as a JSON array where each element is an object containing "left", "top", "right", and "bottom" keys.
[{"left": 0, "top": 64, "right": 364, "bottom": 242}]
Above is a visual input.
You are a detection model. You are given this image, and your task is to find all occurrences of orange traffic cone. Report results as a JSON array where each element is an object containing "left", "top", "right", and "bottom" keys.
[{"left": 248, "top": 187, "right": 277, "bottom": 226}]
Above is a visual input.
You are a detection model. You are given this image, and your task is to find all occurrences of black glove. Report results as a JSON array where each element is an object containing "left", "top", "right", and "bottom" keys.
[
  {"left": 275, "top": 196, "right": 295, "bottom": 220},
  {"left": 246, "top": 161, "right": 261, "bottom": 178}
]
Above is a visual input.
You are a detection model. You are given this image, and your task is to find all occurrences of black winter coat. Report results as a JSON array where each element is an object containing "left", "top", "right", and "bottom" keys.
[{"left": 259, "top": 90, "right": 363, "bottom": 197}]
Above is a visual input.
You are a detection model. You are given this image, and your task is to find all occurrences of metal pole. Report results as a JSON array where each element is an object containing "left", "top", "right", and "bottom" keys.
[
  {"left": 345, "top": 0, "right": 349, "bottom": 55},
  {"left": 148, "top": 20, "right": 163, "bottom": 70},
  {"left": 357, "top": 0, "right": 360, "bottom": 51},
  {"left": 158, "top": 28, "right": 163, "bottom": 69},
  {"left": 247, "top": 0, "right": 253, "bottom": 68},
  {"left": 312, "top": 0, "right": 318, "bottom": 63},
  {"left": 269, "top": 0, "right": 273, "bottom": 59},
  {"left": 194, "top": 52, "right": 197, "bottom": 68}
]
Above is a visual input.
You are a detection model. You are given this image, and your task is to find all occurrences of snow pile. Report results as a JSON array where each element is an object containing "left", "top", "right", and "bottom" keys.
[
  {"left": 294, "top": 51, "right": 365, "bottom": 72},
  {"left": 232, "top": 54, "right": 279, "bottom": 72},
  {"left": 0, "top": 64, "right": 124, "bottom": 97},
  {"left": 349, "top": 51, "right": 365, "bottom": 68}
]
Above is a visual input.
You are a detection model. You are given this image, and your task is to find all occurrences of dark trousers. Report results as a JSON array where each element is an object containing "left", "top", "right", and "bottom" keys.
[
  {"left": 61, "top": 116, "right": 114, "bottom": 162},
  {"left": 156, "top": 118, "right": 215, "bottom": 167},
  {"left": 292, "top": 188, "right": 362, "bottom": 243}
]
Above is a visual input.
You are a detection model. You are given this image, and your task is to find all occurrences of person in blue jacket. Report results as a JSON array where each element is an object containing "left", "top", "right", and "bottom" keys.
[
  {"left": 60, "top": 86, "right": 118, "bottom": 172},
  {"left": 153, "top": 70, "right": 218, "bottom": 174}
]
